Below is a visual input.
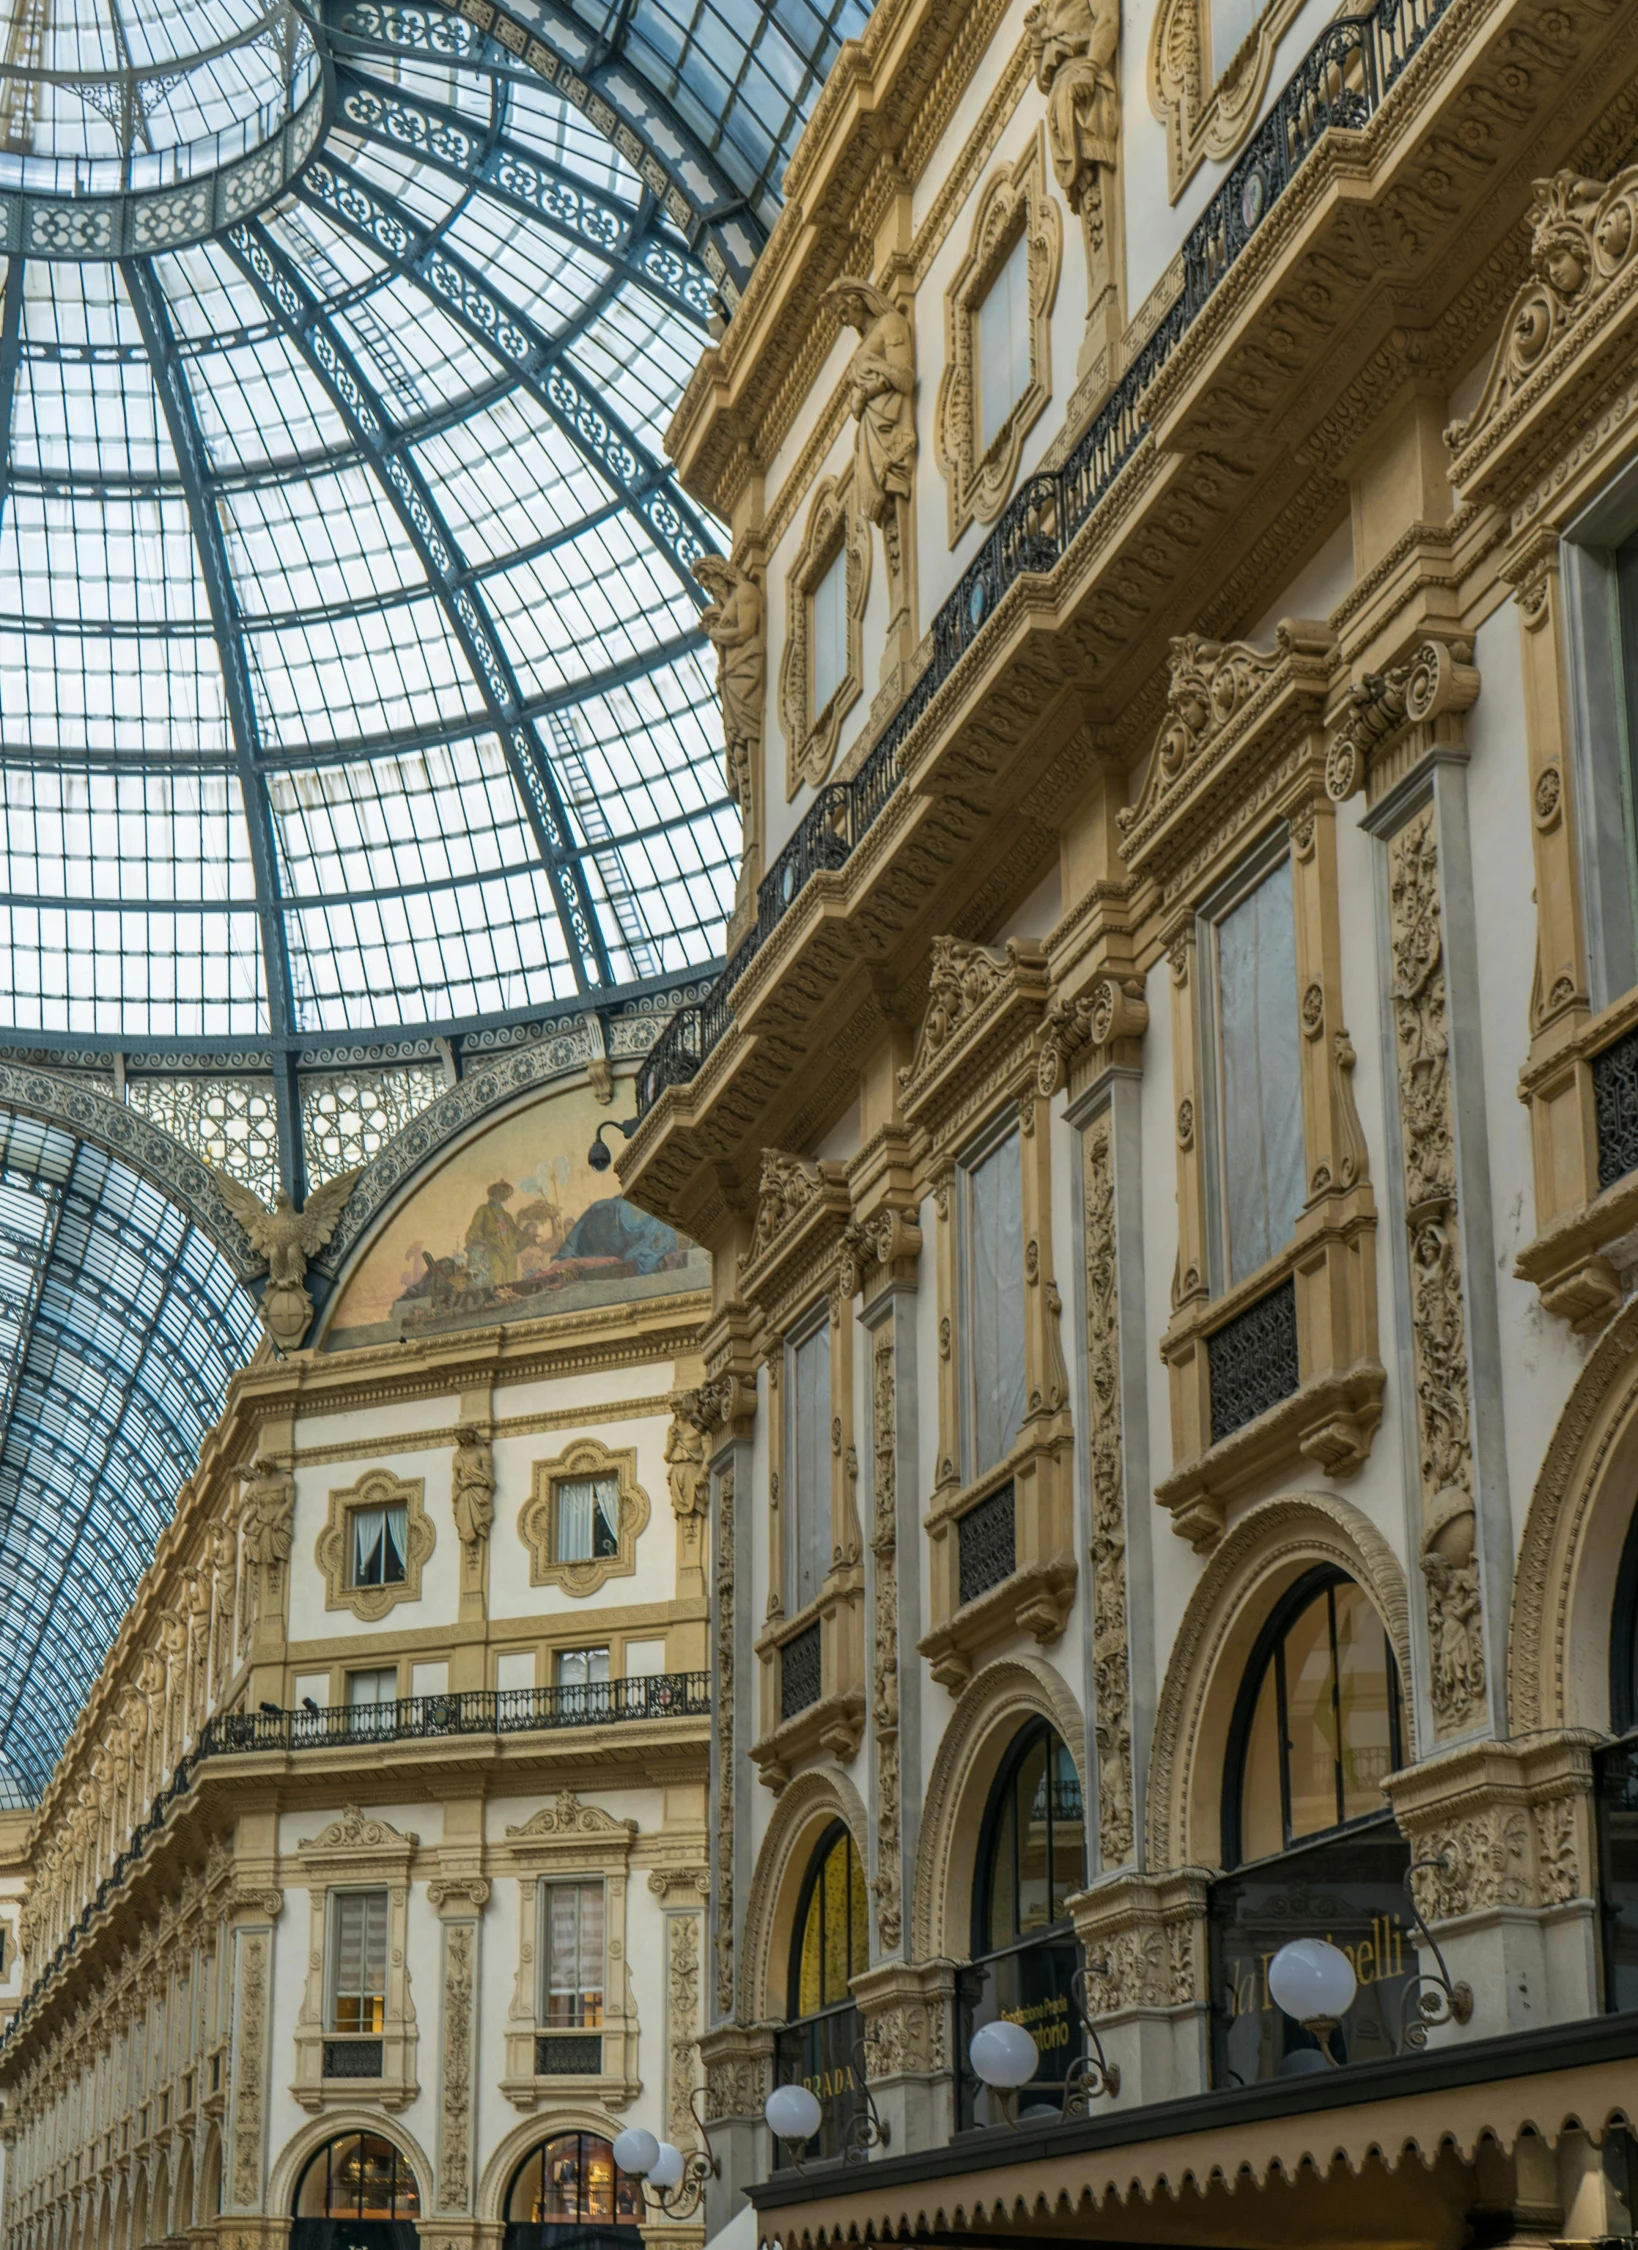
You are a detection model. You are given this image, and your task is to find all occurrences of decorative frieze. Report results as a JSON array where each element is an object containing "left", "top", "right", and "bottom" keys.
[
  {"left": 438, "top": 1919, "right": 478, "bottom": 2210},
  {"left": 664, "top": 1908, "right": 704, "bottom": 2149},
  {"left": 1387, "top": 804, "right": 1486, "bottom": 1737},
  {"left": 1384, "top": 1732, "right": 1600, "bottom": 1922},
  {"left": 715, "top": 1462, "right": 736, "bottom": 2021}
]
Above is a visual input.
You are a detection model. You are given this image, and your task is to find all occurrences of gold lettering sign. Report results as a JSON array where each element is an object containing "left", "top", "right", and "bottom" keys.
[
  {"left": 1000, "top": 1992, "right": 1071, "bottom": 2054},
  {"left": 1222, "top": 1915, "right": 1409, "bottom": 2020}
]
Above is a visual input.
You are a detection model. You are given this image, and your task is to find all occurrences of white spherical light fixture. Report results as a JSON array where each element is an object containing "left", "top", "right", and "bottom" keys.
[
  {"left": 647, "top": 2142, "right": 686, "bottom": 2191},
  {"left": 968, "top": 2018, "right": 1039, "bottom": 2090},
  {"left": 1267, "top": 1937, "right": 1357, "bottom": 2028},
  {"left": 764, "top": 2082, "right": 823, "bottom": 2145},
  {"left": 611, "top": 2127, "right": 660, "bottom": 2179}
]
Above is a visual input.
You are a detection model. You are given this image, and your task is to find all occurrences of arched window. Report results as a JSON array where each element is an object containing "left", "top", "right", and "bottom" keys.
[
  {"left": 1225, "top": 1565, "right": 1404, "bottom": 1867},
  {"left": 958, "top": 1721, "right": 1085, "bottom": 2127},
  {"left": 503, "top": 2135, "right": 643, "bottom": 2249},
  {"left": 293, "top": 2133, "right": 420, "bottom": 2247},
  {"left": 1212, "top": 1567, "right": 1411, "bottom": 2088},
  {"left": 775, "top": 1822, "right": 868, "bottom": 2160}
]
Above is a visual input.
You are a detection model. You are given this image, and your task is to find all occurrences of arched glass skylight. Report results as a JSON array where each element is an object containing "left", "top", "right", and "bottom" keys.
[
  {"left": 0, "top": 0, "right": 869, "bottom": 1054},
  {"left": 0, "top": 1106, "right": 260, "bottom": 1800}
]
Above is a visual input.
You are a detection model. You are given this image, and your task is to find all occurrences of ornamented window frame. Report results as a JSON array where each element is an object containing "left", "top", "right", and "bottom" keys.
[
  {"left": 935, "top": 130, "right": 1063, "bottom": 544},
  {"left": 291, "top": 1806, "right": 420, "bottom": 2113},
  {"left": 778, "top": 470, "right": 871, "bottom": 798},
  {"left": 315, "top": 1469, "right": 434, "bottom": 1623},
  {"left": 520, "top": 1440, "right": 650, "bottom": 1597},
  {"left": 1149, "top": 0, "right": 1310, "bottom": 202},
  {"left": 497, "top": 1789, "right": 640, "bottom": 2112},
  {"left": 1119, "top": 624, "right": 1385, "bottom": 1551}
]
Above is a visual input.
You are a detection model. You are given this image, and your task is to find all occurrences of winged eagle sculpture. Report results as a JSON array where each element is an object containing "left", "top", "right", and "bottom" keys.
[{"left": 213, "top": 1167, "right": 363, "bottom": 1350}]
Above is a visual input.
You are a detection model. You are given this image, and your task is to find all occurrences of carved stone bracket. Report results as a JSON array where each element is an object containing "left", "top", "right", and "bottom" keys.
[
  {"left": 1324, "top": 637, "right": 1481, "bottom": 808},
  {"left": 1069, "top": 1869, "right": 1211, "bottom": 2017}
]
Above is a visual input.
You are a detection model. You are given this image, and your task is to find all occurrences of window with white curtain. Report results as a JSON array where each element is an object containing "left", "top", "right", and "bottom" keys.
[
  {"left": 1210, "top": 0, "right": 1262, "bottom": 77},
  {"left": 788, "top": 1316, "right": 832, "bottom": 1615},
  {"left": 810, "top": 544, "right": 849, "bottom": 719},
  {"left": 539, "top": 1881, "right": 605, "bottom": 2027},
  {"left": 965, "top": 1133, "right": 1027, "bottom": 1479},
  {"left": 327, "top": 1890, "right": 389, "bottom": 2034},
  {"left": 978, "top": 230, "right": 1033, "bottom": 453},
  {"left": 1210, "top": 850, "right": 1306, "bottom": 1289},
  {"left": 554, "top": 1475, "right": 620, "bottom": 1563},
  {"left": 349, "top": 1501, "right": 406, "bottom": 1588}
]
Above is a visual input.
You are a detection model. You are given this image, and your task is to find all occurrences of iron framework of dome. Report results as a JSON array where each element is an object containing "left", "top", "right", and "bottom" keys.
[{"left": 0, "top": 0, "right": 869, "bottom": 1797}]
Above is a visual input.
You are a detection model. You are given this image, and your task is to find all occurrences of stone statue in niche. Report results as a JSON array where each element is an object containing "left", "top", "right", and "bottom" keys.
[
  {"left": 238, "top": 1456, "right": 295, "bottom": 1573},
  {"left": 1025, "top": 0, "right": 1121, "bottom": 371},
  {"left": 451, "top": 1424, "right": 496, "bottom": 1551},
  {"left": 692, "top": 556, "right": 764, "bottom": 816},
  {"left": 825, "top": 277, "right": 917, "bottom": 674},
  {"left": 664, "top": 1404, "right": 709, "bottom": 1519}
]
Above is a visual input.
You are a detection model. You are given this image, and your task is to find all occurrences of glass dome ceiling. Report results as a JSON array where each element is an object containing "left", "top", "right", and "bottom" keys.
[{"left": 0, "top": 0, "right": 870, "bottom": 1056}]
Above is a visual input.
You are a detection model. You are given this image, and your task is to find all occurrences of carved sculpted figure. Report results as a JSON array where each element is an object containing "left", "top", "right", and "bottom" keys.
[
  {"left": 664, "top": 1406, "right": 709, "bottom": 1519},
  {"left": 693, "top": 556, "right": 764, "bottom": 812},
  {"left": 451, "top": 1424, "right": 496, "bottom": 1549},
  {"left": 239, "top": 1456, "right": 296, "bottom": 1570},
  {"left": 213, "top": 1166, "right": 362, "bottom": 1350},
  {"left": 1025, "top": 0, "right": 1120, "bottom": 355},
  {"left": 825, "top": 278, "right": 917, "bottom": 587}
]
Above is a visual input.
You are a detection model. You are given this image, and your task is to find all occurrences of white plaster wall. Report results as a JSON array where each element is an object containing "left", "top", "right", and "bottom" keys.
[
  {"left": 494, "top": 1361, "right": 681, "bottom": 1422},
  {"left": 288, "top": 1440, "right": 461, "bottom": 1641},
  {"left": 488, "top": 1408, "right": 678, "bottom": 1623},
  {"left": 915, "top": 1192, "right": 942, "bottom": 1801},
  {"left": 1461, "top": 602, "right": 1591, "bottom": 1550},
  {"left": 293, "top": 1393, "right": 459, "bottom": 1452}
]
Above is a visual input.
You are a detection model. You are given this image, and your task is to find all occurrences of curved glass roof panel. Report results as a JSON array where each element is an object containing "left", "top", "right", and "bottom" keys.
[{"left": 0, "top": 1106, "right": 259, "bottom": 1800}]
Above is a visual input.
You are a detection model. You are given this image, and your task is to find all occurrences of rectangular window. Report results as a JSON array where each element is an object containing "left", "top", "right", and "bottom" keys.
[
  {"left": 345, "top": 1667, "right": 398, "bottom": 1737},
  {"left": 965, "top": 1133, "right": 1027, "bottom": 1479},
  {"left": 350, "top": 1502, "right": 406, "bottom": 1589},
  {"left": 810, "top": 544, "right": 848, "bottom": 720},
  {"left": 556, "top": 1646, "right": 610, "bottom": 1689},
  {"left": 539, "top": 1881, "right": 605, "bottom": 2028},
  {"left": 1210, "top": 852, "right": 1306, "bottom": 1290},
  {"left": 555, "top": 1475, "right": 619, "bottom": 1563},
  {"left": 978, "top": 231, "right": 1032, "bottom": 453},
  {"left": 788, "top": 1316, "right": 832, "bottom": 1615},
  {"left": 1558, "top": 489, "right": 1638, "bottom": 1012},
  {"left": 327, "top": 1890, "right": 389, "bottom": 2035},
  {"left": 1210, "top": 0, "right": 1261, "bottom": 77}
]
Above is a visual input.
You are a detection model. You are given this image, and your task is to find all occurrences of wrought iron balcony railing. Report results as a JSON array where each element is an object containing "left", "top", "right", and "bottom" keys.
[
  {"left": 197, "top": 1669, "right": 711, "bottom": 1754},
  {"left": 1, "top": 1671, "right": 710, "bottom": 2056},
  {"left": 637, "top": 0, "right": 1456, "bottom": 1122}
]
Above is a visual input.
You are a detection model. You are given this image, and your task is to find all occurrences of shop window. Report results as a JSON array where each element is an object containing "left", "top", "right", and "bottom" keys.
[
  {"left": 555, "top": 1474, "right": 619, "bottom": 1564},
  {"left": 1598, "top": 1500, "right": 1638, "bottom": 2010},
  {"left": 776, "top": 1822, "right": 869, "bottom": 2160},
  {"left": 978, "top": 231, "right": 1031, "bottom": 454},
  {"left": 503, "top": 2134, "right": 643, "bottom": 2250},
  {"left": 957, "top": 1720, "right": 1085, "bottom": 2127},
  {"left": 787, "top": 1314, "right": 831, "bottom": 1615},
  {"left": 963, "top": 1131, "right": 1026, "bottom": 1480},
  {"left": 1205, "top": 849, "right": 1305, "bottom": 1291},
  {"left": 538, "top": 1880, "right": 605, "bottom": 2029},
  {"left": 1211, "top": 1567, "right": 1411, "bottom": 2084},
  {"left": 350, "top": 1500, "right": 406, "bottom": 1590},
  {"left": 293, "top": 2131, "right": 419, "bottom": 2245}
]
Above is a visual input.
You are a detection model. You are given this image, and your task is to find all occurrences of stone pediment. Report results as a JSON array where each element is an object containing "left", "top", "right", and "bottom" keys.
[
  {"left": 1449, "top": 167, "right": 1638, "bottom": 504},
  {"left": 505, "top": 1789, "right": 636, "bottom": 1841},
  {"left": 736, "top": 1147, "right": 854, "bottom": 1323},
  {"left": 1117, "top": 623, "right": 1334, "bottom": 892},
  {"left": 298, "top": 1805, "right": 419, "bottom": 1857},
  {"left": 1323, "top": 637, "right": 1480, "bottom": 806},
  {"left": 897, "top": 936, "right": 1052, "bottom": 1130}
]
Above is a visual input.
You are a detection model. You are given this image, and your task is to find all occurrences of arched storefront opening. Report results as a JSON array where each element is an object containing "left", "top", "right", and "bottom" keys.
[
  {"left": 502, "top": 2131, "right": 644, "bottom": 2250},
  {"left": 773, "top": 1820, "right": 870, "bottom": 2161},
  {"left": 956, "top": 1718, "right": 1085, "bottom": 2128},
  {"left": 293, "top": 2131, "right": 421, "bottom": 2250},
  {"left": 1600, "top": 1500, "right": 1638, "bottom": 2009},
  {"left": 1212, "top": 1565, "right": 1410, "bottom": 2084}
]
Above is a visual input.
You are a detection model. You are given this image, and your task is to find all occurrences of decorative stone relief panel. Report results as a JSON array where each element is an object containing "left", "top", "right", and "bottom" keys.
[
  {"left": 1387, "top": 804, "right": 1486, "bottom": 1737},
  {"left": 1083, "top": 1115, "right": 1133, "bottom": 1867},
  {"left": 714, "top": 1461, "right": 736, "bottom": 2020},
  {"left": 870, "top": 1327, "right": 903, "bottom": 1950}
]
